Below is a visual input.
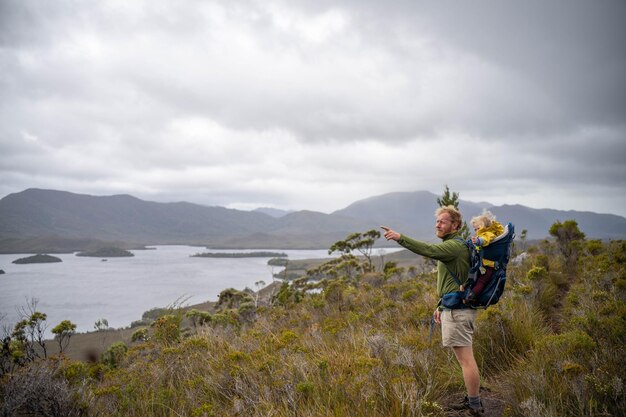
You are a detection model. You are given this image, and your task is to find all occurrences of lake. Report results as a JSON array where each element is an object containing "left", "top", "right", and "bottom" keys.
[{"left": 0, "top": 246, "right": 341, "bottom": 335}]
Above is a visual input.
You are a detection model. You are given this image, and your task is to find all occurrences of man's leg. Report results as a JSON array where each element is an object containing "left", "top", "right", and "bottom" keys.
[
  {"left": 452, "top": 345, "right": 480, "bottom": 397},
  {"left": 441, "top": 309, "right": 483, "bottom": 413}
]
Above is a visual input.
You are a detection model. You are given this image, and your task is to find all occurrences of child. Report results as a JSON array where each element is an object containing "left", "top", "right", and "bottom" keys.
[{"left": 466, "top": 210, "right": 504, "bottom": 302}]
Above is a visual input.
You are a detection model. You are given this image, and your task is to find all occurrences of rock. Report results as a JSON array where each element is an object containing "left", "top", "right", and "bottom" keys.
[{"left": 511, "top": 252, "right": 529, "bottom": 266}]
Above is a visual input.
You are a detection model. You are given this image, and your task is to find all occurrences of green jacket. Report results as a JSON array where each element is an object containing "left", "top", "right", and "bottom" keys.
[{"left": 397, "top": 231, "right": 470, "bottom": 297}]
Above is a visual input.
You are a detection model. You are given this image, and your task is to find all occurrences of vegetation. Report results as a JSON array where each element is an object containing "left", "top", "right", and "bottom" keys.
[
  {"left": 329, "top": 229, "right": 381, "bottom": 272},
  {"left": 267, "top": 257, "right": 289, "bottom": 266},
  {"left": 191, "top": 251, "right": 288, "bottom": 258},
  {"left": 51, "top": 320, "right": 77, "bottom": 354},
  {"left": 11, "top": 254, "right": 62, "bottom": 264},
  {"left": 1, "top": 220, "right": 624, "bottom": 415},
  {"left": 76, "top": 247, "right": 134, "bottom": 257},
  {"left": 0, "top": 235, "right": 143, "bottom": 255}
]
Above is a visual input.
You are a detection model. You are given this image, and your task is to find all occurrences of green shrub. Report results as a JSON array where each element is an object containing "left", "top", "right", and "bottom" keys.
[
  {"left": 191, "top": 404, "right": 215, "bottom": 417},
  {"left": 526, "top": 266, "right": 547, "bottom": 281},
  {"left": 131, "top": 327, "right": 149, "bottom": 343},
  {"left": 62, "top": 360, "right": 89, "bottom": 386},
  {"left": 101, "top": 342, "right": 128, "bottom": 368},
  {"left": 475, "top": 301, "right": 550, "bottom": 376},
  {"left": 237, "top": 301, "right": 257, "bottom": 323},
  {"left": 152, "top": 314, "right": 182, "bottom": 344}
]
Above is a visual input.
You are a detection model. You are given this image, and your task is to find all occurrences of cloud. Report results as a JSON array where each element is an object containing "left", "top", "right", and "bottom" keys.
[{"left": 0, "top": 0, "right": 625, "bottom": 217}]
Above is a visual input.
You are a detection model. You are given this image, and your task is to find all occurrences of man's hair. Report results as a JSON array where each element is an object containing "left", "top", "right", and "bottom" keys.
[{"left": 435, "top": 205, "right": 462, "bottom": 230}]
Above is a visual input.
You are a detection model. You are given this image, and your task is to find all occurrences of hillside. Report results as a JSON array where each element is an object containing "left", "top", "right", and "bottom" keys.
[
  {"left": 0, "top": 189, "right": 372, "bottom": 251},
  {"left": 0, "top": 188, "right": 625, "bottom": 253},
  {"left": 1, "top": 230, "right": 624, "bottom": 416},
  {"left": 0, "top": 189, "right": 277, "bottom": 243}
]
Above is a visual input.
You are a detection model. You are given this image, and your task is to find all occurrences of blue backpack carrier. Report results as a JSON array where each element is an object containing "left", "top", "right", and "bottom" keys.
[{"left": 441, "top": 222, "right": 515, "bottom": 309}]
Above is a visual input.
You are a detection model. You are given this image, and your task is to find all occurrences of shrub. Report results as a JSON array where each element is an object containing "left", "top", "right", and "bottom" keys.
[
  {"left": 152, "top": 314, "right": 182, "bottom": 344},
  {"left": 62, "top": 360, "right": 89, "bottom": 386},
  {"left": 474, "top": 301, "right": 550, "bottom": 376},
  {"left": 237, "top": 301, "right": 257, "bottom": 323},
  {"left": 0, "top": 361, "right": 83, "bottom": 417},
  {"left": 101, "top": 342, "right": 128, "bottom": 368},
  {"left": 131, "top": 327, "right": 149, "bottom": 343},
  {"left": 501, "top": 330, "right": 611, "bottom": 417}
]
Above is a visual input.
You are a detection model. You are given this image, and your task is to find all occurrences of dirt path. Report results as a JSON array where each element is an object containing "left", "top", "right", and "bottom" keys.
[{"left": 443, "top": 387, "right": 507, "bottom": 417}]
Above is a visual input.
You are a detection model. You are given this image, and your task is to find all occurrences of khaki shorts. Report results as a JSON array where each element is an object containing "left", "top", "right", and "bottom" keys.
[{"left": 441, "top": 308, "right": 477, "bottom": 347}]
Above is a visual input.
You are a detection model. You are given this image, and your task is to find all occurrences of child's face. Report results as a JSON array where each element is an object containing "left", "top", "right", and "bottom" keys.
[{"left": 472, "top": 222, "right": 482, "bottom": 233}]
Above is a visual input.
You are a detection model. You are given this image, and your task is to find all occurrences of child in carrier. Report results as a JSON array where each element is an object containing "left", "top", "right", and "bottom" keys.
[{"left": 466, "top": 210, "right": 504, "bottom": 302}]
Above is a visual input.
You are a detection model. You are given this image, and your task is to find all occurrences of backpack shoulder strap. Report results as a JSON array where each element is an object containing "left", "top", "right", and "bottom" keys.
[
  {"left": 444, "top": 237, "right": 470, "bottom": 287},
  {"left": 443, "top": 263, "right": 463, "bottom": 287}
]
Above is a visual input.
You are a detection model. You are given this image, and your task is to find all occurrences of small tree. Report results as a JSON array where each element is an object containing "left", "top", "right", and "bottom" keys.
[
  {"left": 11, "top": 320, "right": 31, "bottom": 362},
  {"left": 94, "top": 318, "right": 110, "bottom": 348},
  {"left": 11, "top": 310, "right": 49, "bottom": 362},
  {"left": 254, "top": 280, "right": 266, "bottom": 307},
  {"left": 519, "top": 229, "right": 528, "bottom": 252},
  {"left": 329, "top": 229, "right": 381, "bottom": 271},
  {"left": 94, "top": 318, "right": 109, "bottom": 331},
  {"left": 436, "top": 184, "right": 460, "bottom": 208},
  {"left": 549, "top": 220, "right": 585, "bottom": 272},
  {"left": 307, "top": 254, "right": 363, "bottom": 282},
  {"left": 437, "top": 184, "right": 470, "bottom": 239},
  {"left": 51, "top": 320, "right": 76, "bottom": 354},
  {"left": 27, "top": 312, "right": 48, "bottom": 359},
  {"left": 13, "top": 298, "right": 48, "bottom": 360}
]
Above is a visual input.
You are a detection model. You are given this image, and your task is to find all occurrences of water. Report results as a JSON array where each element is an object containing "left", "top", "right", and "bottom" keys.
[{"left": 0, "top": 246, "right": 341, "bottom": 335}]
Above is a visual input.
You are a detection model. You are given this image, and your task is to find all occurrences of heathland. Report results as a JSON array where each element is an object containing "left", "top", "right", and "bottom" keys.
[{"left": 1, "top": 220, "right": 624, "bottom": 417}]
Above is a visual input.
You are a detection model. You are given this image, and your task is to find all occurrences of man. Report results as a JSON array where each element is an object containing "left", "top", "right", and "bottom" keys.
[{"left": 381, "top": 205, "right": 484, "bottom": 416}]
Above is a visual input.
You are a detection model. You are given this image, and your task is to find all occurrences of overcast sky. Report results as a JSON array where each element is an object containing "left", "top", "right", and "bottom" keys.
[{"left": 1, "top": 0, "right": 625, "bottom": 217}]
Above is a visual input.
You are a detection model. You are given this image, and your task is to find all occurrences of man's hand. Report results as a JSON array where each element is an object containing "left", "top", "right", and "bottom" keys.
[
  {"left": 433, "top": 308, "right": 442, "bottom": 325},
  {"left": 381, "top": 226, "right": 400, "bottom": 241}
]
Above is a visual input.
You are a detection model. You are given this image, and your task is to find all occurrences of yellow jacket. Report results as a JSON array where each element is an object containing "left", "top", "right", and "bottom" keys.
[{"left": 475, "top": 221, "right": 504, "bottom": 268}]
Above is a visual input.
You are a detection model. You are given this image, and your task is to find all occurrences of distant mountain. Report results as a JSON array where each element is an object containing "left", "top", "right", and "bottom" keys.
[
  {"left": 332, "top": 191, "right": 486, "bottom": 241},
  {"left": 0, "top": 189, "right": 276, "bottom": 243},
  {"left": 488, "top": 205, "right": 626, "bottom": 240},
  {"left": 333, "top": 191, "right": 626, "bottom": 241},
  {"left": 0, "top": 188, "right": 624, "bottom": 253},
  {"left": 0, "top": 189, "right": 371, "bottom": 251},
  {"left": 253, "top": 207, "right": 294, "bottom": 218}
]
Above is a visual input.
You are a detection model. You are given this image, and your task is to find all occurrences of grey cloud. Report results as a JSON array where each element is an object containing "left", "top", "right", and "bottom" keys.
[
  {"left": 1, "top": 0, "right": 625, "bottom": 216},
  {"left": 4, "top": 0, "right": 624, "bottom": 144},
  {"left": 285, "top": 0, "right": 626, "bottom": 138}
]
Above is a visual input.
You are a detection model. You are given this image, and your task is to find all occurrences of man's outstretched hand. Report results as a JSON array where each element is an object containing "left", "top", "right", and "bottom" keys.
[{"left": 381, "top": 226, "right": 400, "bottom": 241}]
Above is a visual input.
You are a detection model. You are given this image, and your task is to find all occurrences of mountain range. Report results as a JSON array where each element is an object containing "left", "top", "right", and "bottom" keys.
[{"left": 0, "top": 188, "right": 625, "bottom": 253}]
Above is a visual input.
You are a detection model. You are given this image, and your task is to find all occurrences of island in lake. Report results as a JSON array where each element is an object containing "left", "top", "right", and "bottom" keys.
[
  {"left": 76, "top": 247, "right": 134, "bottom": 257},
  {"left": 191, "top": 251, "right": 288, "bottom": 258},
  {"left": 267, "top": 258, "right": 289, "bottom": 266},
  {"left": 12, "top": 254, "right": 63, "bottom": 264}
]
